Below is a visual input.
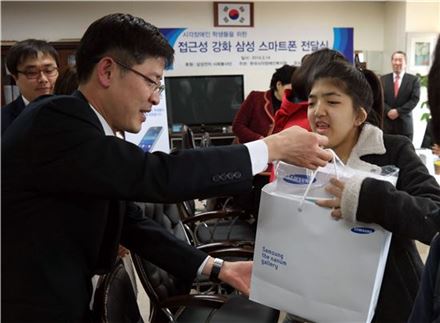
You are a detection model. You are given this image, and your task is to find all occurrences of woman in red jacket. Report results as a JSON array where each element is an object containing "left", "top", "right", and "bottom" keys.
[{"left": 232, "top": 64, "right": 296, "bottom": 143}]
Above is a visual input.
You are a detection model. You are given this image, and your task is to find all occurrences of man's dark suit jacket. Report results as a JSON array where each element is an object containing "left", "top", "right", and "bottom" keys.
[
  {"left": 1, "top": 91, "right": 254, "bottom": 322},
  {"left": 1, "top": 95, "right": 26, "bottom": 135},
  {"left": 408, "top": 233, "right": 440, "bottom": 322},
  {"left": 381, "top": 72, "right": 420, "bottom": 138}
]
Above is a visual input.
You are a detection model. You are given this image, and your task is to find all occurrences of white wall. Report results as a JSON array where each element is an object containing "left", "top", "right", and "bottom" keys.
[
  {"left": 406, "top": 1, "right": 440, "bottom": 33},
  {"left": 2, "top": 1, "right": 439, "bottom": 145},
  {"left": 383, "top": 1, "right": 407, "bottom": 74},
  {"left": 1, "top": 1, "right": 386, "bottom": 93}
]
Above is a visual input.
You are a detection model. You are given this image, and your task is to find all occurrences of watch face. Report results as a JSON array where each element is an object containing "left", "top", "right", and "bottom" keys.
[{"left": 214, "top": 258, "right": 224, "bottom": 266}]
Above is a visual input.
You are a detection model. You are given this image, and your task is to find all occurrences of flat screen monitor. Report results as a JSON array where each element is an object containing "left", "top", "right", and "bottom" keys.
[{"left": 165, "top": 75, "right": 244, "bottom": 128}]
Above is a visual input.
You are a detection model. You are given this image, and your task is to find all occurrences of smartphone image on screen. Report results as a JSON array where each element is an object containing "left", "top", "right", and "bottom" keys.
[{"left": 138, "top": 126, "right": 163, "bottom": 152}]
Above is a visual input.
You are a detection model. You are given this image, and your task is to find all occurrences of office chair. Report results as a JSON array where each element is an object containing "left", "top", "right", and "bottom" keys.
[
  {"left": 93, "top": 258, "right": 143, "bottom": 323},
  {"left": 177, "top": 201, "right": 256, "bottom": 247},
  {"left": 136, "top": 202, "right": 253, "bottom": 281},
  {"left": 131, "top": 202, "right": 278, "bottom": 323},
  {"left": 134, "top": 202, "right": 253, "bottom": 251},
  {"left": 181, "top": 125, "right": 196, "bottom": 150}
]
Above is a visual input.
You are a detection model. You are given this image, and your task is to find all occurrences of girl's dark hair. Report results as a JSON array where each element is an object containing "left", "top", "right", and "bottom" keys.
[
  {"left": 311, "top": 60, "right": 383, "bottom": 128},
  {"left": 54, "top": 66, "right": 79, "bottom": 95},
  {"left": 76, "top": 13, "right": 174, "bottom": 83},
  {"left": 428, "top": 35, "right": 440, "bottom": 143},
  {"left": 6, "top": 39, "right": 59, "bottom": 76},
  {"left": 361, "top": 69, "right": 384, "bottom": 128},
  {"left": 269, "top": 64, "right": 297, "bottom": 91},
  {"left": 291, "top": 48, "right": 347, "bottom": 101}
]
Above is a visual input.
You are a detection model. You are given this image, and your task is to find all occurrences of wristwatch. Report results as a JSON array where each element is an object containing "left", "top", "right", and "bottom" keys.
[{"left": 209, "top": 258, "right": 224, "bottom": 283}]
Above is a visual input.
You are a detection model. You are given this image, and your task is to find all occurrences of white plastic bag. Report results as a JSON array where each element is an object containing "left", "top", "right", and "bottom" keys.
[
  {"left": 274, "top": 158, "right": 398, "bottom": 200},
  {"left": 250, "top": 160, "right": 397, "bottom": 322}
]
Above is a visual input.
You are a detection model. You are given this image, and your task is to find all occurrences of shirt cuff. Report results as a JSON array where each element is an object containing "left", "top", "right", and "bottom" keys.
[
  {"left": 244, "top": 140, "right": 269, "bottom": 175},
  {"left": 197, "top": 256, "right": 210, "bottom": 278}
]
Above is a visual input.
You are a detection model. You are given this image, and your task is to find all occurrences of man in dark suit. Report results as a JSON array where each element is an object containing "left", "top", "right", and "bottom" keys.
[
  {"left": 1, "top": 13, "right": 332, "bottom": 322},
  {"left": 1, "top": 39, "right": 59, "bottom": 135},
  {"left": 381, "top": 50, "right": 420, "bottom": 140}
]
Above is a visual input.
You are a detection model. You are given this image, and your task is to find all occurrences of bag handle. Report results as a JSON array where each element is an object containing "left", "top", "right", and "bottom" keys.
[{"left": 298, "top": 149, "right": 342, "bottom": 212}]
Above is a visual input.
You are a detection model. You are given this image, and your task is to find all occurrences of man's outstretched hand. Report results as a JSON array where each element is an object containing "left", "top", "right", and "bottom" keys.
[{"left": 264, "top": 126, "right": 332, "bottom": 170}]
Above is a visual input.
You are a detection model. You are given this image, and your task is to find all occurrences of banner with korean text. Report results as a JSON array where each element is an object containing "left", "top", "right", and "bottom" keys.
[{"left": 160, "top": 27, "right": 353, "bottom": 72}]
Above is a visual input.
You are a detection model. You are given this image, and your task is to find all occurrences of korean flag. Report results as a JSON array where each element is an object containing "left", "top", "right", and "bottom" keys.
[{"left": 218, "top": 3, "right": 252, "bottom": 26}]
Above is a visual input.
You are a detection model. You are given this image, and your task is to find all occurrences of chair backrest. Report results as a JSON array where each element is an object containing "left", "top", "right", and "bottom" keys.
[
  {"left": 181, "top": 125, "right": 196, "bottom": 149},
  {"left": 132, "top": 202, "right": 262, "bottom": 322},
  {"left": 93, "top": 259, "right": 143, "bottom": 323},
  {"left": 139, "top": 202, "right": 190, "bottom": 242},
  {"left": 199, "top": 131, "right": 212, "bottom": 148},
  {"left": 132, "top": 203, "right": 193, "bottom": 322}
]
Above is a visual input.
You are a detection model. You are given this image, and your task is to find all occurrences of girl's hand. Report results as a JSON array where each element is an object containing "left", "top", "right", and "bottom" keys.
[{"left": 315, "top": 177, "right": 345, "bottom": 220}]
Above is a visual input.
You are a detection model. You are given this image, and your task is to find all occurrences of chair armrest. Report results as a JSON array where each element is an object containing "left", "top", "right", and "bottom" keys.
[
  {"left": 182, "top": 209, "right": 246, "bottom": 224},
  {"left": 159, "top": 294, "right": 228, "bottom": 309},
  {"left": 197, "top": 241, "right": 254, "bottom": 253},
  {"left": 207, "top": 247, "right": 254, "bottom": 259}
]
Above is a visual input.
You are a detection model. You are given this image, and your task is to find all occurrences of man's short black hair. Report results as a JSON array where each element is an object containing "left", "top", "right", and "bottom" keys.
[
  {"left": 391, "top": 50, "right": 407, "bottom": 61},
  {"left": 6, "top": 39, "right": 59, "bottom": 77},
  {"left": 76, "top": 13, "right": 174, "bottom": 83}
]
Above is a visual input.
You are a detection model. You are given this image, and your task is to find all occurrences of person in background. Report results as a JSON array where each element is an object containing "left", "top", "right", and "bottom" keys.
[
  {"left": 409, "top": 33, "right": 440, "bottom": 323},
  {"left": 53, "top": 65, "right": 79, "bottom": 95},
  {"left": 285, "top": 60, "right": 440, "bottom": 322},
  {"left": 421, "top": 119, "right": 440, "bottom": 156},
  {"left": 381, "top": 51, "right": 420, "bottom": 141},
  {"left": 231, "top": 64, "right": 296, "bottom": 216},
  {"left": 232, "top": 64, "right": 296, "bottom": 143},
  {"left": 428, "top": 36, "right": 440, "bottom": 153},
  {"left": 1, "top": 39, "right": 59, "bottom": 134},
  {"left": 2, "top": 13, "right": 332, "bottom": 322}
]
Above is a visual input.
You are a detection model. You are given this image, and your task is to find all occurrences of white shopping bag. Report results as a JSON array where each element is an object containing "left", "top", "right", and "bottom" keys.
[
  {"left": 250, "top": 182, "right": 392, "bottom": 323},
  {"left": 273, "top": 159, "right": 398, "bottom": 200},
  {"left": 274, "top": 160, "right": 350, "bottom": 200}
]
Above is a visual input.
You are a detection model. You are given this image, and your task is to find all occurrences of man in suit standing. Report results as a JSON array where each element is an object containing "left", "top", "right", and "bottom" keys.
[
  {"left": 1, "top": 39, "right": 59, "bottom": 135},
  {"left": 2, "top": 13, "right": 332, "bottom": 322},
  {"left": 381, "top": 51, "right": 420, "bottom": 140}
]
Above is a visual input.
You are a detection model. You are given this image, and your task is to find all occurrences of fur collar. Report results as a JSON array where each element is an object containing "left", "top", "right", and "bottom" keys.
[{"left": 345, "top": 123, "right": 386, "bottom": 173}]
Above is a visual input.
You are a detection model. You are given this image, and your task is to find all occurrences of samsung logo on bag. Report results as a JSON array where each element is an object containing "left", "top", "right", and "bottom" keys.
[
  {"left": 283, "top": 174, "right": 316, "bottom": 185},
  {"left": 351, "top": 227, "right": 375, "bottom": 234}
]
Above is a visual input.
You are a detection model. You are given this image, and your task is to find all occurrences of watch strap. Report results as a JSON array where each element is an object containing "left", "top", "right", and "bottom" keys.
[{"left": 209, "top": 258, "right": 224, "bottom": 283}]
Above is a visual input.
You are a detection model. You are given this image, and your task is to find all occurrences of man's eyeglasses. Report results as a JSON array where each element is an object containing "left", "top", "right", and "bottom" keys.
[
  {"left": 113, "top": 59, "right": 165, "bottom": 95},
  {"left": 17, "top": 66, "right": 59, "bottom": 80}
]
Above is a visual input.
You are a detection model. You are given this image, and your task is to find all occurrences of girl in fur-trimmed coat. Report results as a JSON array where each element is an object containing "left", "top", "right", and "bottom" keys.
[{"left": 285, "top": 61, "right": 440, "bottom": 323}]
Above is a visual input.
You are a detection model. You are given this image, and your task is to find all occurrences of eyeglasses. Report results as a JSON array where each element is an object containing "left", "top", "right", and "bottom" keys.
[
  {"left": 16, "top": 66, "right": 59, "bottom": 80},
  {"left": 113, "top": 59, "right": 165, "bottom": 95}
]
